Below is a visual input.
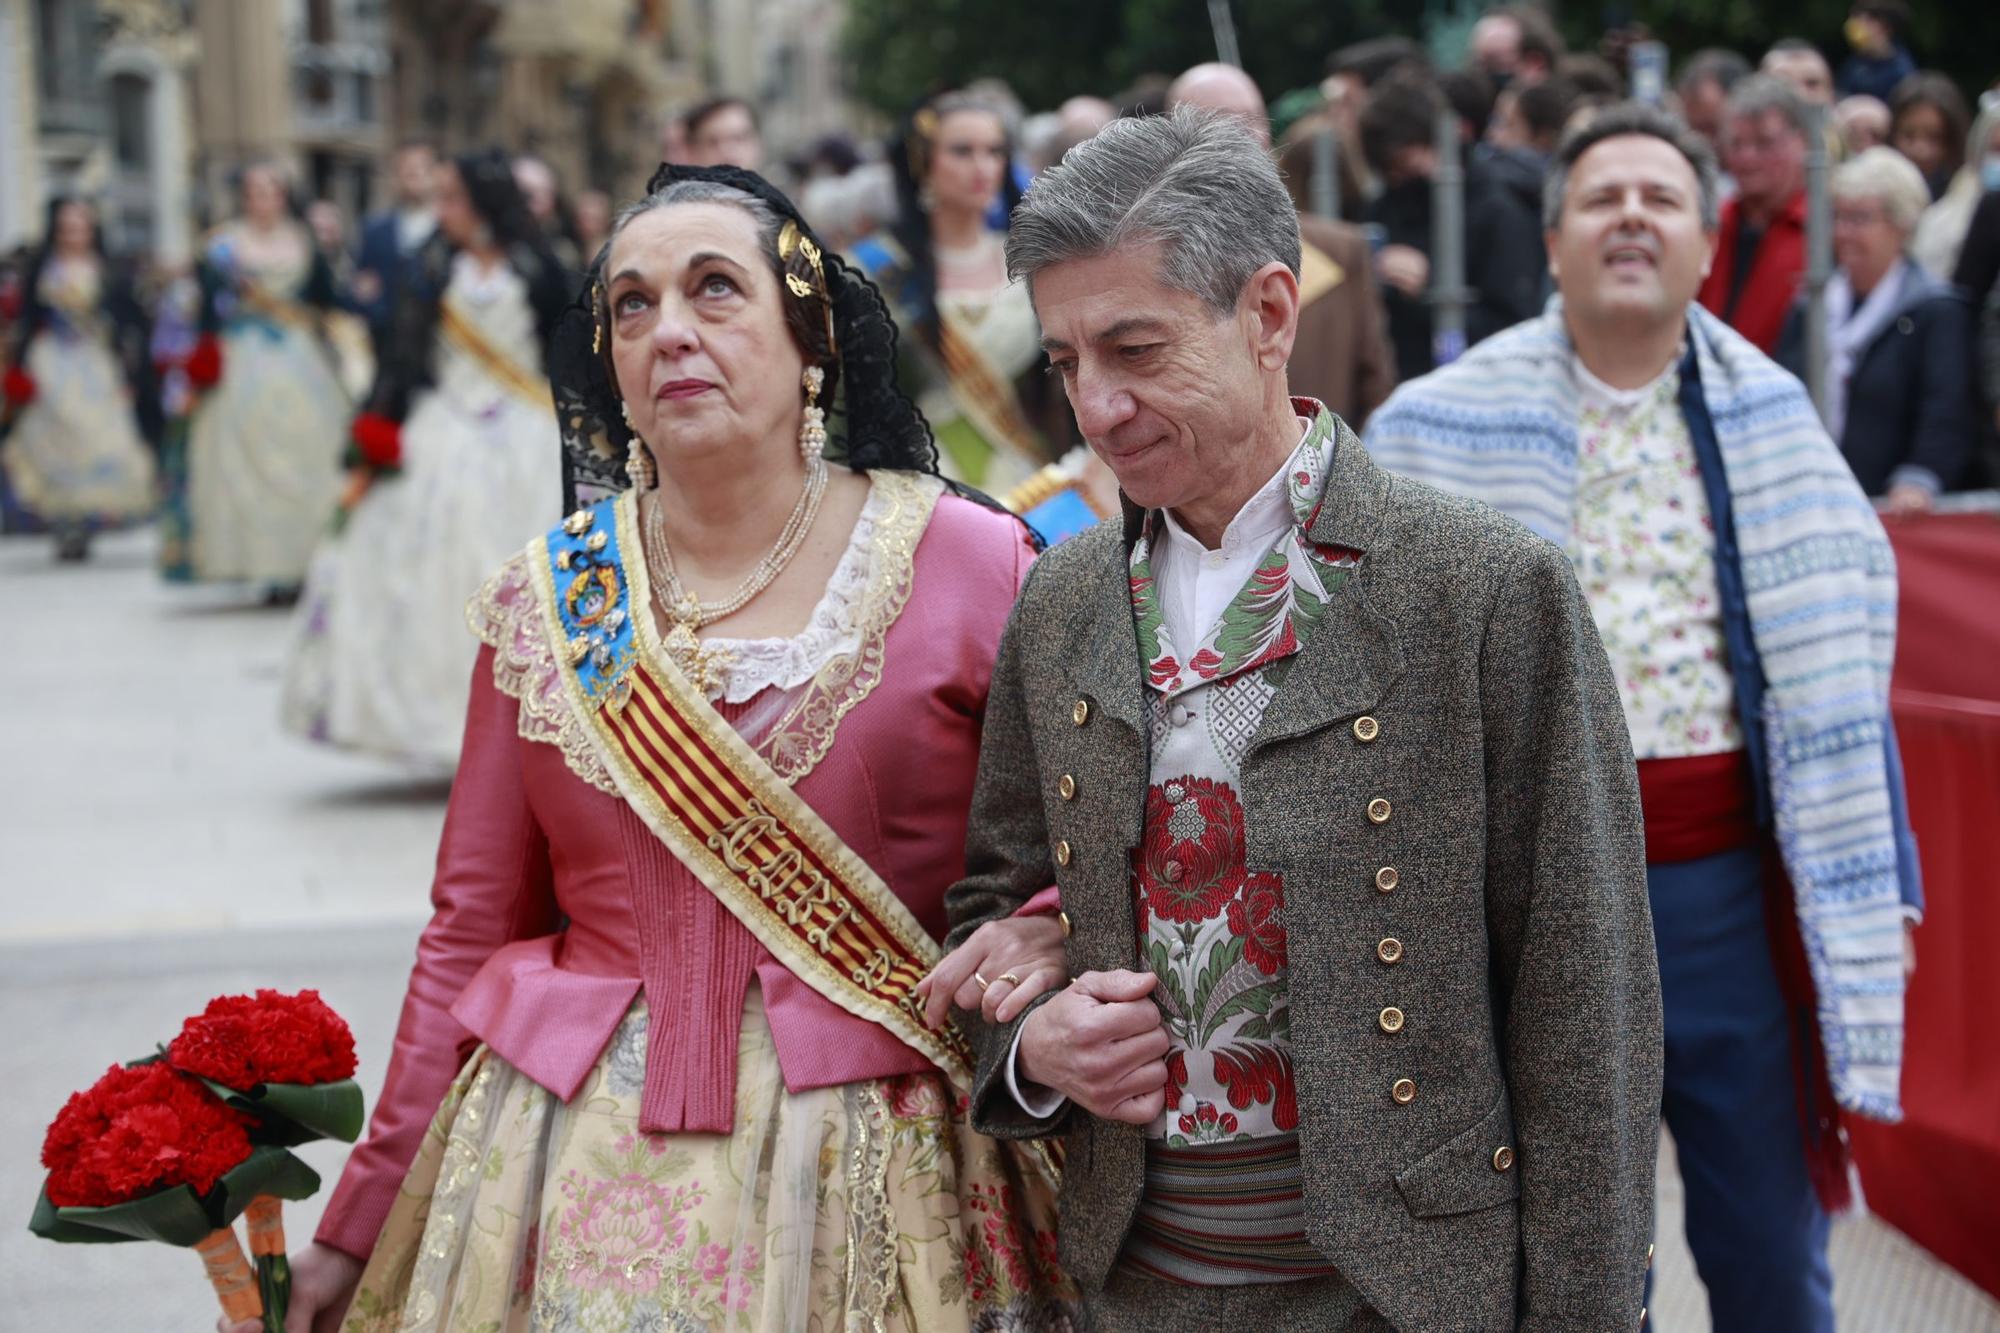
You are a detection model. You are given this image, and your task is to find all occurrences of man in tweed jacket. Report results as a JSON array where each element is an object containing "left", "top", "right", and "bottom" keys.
[{"left": 943, "top": 106, "right": 1663, "bottom": 1330}]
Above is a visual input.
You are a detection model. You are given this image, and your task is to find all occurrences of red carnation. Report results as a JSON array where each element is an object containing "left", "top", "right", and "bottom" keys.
[
  {"left": 3, "top": 365, "right": 34, "bottom": 407},
  {"left": 41, "top": 1062, "right": 254, "bottom": 1207},
  {"left": 185, "top": 334, "right": 223, "bottom": 388},
  {"left": 350, "top": 412, "right": 403, "bottom": 469},
  {"left": 168, "top": 989, "right": 358, "bottom": 1090}
]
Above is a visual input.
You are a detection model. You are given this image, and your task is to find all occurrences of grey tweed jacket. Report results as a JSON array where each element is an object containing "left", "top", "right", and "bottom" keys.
[{"left": 944, "top": 422, "right": 1665, "bottom": 1330}]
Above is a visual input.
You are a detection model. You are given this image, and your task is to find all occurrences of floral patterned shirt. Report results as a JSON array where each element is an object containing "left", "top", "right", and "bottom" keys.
[
  {"left": 1127, "top": 402, "right": 1360, "bottom": 1145},
  {"left": 1569, "top": 356, "right": 1742, "bottom": 759}
]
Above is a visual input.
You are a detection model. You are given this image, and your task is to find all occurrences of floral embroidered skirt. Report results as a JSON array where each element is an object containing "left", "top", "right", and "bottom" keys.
[{"left": 346, "top": 988, "right": 1076, "bottom": 1331}]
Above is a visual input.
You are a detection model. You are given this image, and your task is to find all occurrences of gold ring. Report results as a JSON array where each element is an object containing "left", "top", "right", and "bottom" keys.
[
  {"left": 996, "top": 972, "right": 1022, "bottom": 986},
  {"left": 973, "top": 972, "right": 990, "bottom": 991}
]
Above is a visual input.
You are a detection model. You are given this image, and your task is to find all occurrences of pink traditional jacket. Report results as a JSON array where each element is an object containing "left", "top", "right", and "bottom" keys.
[{"left": 316, "top": 473, "right": 1036, "bottom": 1260}]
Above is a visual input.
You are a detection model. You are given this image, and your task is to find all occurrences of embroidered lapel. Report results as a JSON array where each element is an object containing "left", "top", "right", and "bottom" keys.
[
  {"left": 1251, "top": 417, "right": 1406, "bottom": 753},
  {"left": 1129, "top": 404, "right": 1362, "bottom": 698}
]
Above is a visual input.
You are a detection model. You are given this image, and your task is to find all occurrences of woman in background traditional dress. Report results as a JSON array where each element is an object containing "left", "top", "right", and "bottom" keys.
[
  {"left": 851, "top": 92, "right": 1067, "bottom": 494},
  {"left": 281, "top": 150, "right": 573, "bottom": 768},
  {"left": 0, "top": 198, "right": 157, "bottom": 559},
  {"left": 161, "top": 162, "right": 348, "bottom": 593}
]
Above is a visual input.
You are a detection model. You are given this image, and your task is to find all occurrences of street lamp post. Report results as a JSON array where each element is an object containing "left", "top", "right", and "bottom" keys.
[
  {"left": 1430, "top": 104, "right": 1470, "bottom": 367},
  {"left": 1803, "top": 104, "right": 1834, "bottom": 419}
]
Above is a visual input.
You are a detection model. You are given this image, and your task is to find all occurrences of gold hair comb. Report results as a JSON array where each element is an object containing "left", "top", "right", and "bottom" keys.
[{"left": 777, "top": 221, "right": 838, "bottom": 359}]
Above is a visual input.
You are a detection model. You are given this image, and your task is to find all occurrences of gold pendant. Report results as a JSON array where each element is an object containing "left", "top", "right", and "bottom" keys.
[{"left": 662, "top": 618, "right": 721, "bottom": 694}]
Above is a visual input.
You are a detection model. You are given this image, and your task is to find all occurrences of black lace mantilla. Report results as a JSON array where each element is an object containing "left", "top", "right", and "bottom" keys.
[{"left": 553, "top": 163, "right": 940, "bottom": 512}]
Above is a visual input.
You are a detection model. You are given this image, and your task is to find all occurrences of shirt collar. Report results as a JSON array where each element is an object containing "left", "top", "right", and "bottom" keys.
[
  {"left": 1570, "top": 348, "right": 1682, "bottom": 415},
  {"left": 1157, "top": 409, "right": 1318, "bottom": 557}
]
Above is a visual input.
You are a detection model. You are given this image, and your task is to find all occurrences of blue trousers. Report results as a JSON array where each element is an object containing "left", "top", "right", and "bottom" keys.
[{"left": 1649, "top": 845, "right": 1834, "bottom": 1332}]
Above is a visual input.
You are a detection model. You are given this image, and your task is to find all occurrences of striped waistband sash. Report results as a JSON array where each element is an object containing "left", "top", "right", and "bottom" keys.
[{"left": 1117, "top": 1134, "right": 1336, "bottom": 1287}]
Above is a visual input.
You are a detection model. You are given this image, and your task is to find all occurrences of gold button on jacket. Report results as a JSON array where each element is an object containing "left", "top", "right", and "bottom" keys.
[
  {"left": 1379, "top": 1006, "right": 1406, "bottom": 1033},
  {"left": 1054, "top": 840, "right": 1072, "bottom": 866},
  {"left": 1492, "top": 1146, "right": 1515, "bottom": 1172},
  {"left": 1058, "top": 774, "right": 1077, "bottom": 801},
  {"left": 1353, "top": 715, "right": 1380, "bottom": 742},
  {"left": 1377, "top": 937, "right": 1404, "bottom": 965},
  {"left": 1367, "top": 797, "right": 1392, "bottom": 823},
  {"left": 1375, "top": 865, "right": 1399, "bottom": 893},
  {"left": 1392, "top": 1078, "right": 1418, "bottom": 1104},
  {"left": 1071, "top": 699, "right": 1090, "bottom": 726}
]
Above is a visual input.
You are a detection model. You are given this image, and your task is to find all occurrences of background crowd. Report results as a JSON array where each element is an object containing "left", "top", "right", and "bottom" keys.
[
  {"left": 3, "top": 2, "right": 1999, "bottom": 1325},
  {"left": 5, "top": 0, "right": 1999, "bottom": 579}
]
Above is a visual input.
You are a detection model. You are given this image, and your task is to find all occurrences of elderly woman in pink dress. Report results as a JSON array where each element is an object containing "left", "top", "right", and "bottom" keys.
[{"left": 228, "top": 164, "right": 1076, "bottom": 1332}]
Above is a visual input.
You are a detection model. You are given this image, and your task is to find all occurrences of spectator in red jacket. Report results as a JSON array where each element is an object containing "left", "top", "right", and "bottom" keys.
[{"left": 1699, "top": 75, "right": 1812, "bottom": 352}]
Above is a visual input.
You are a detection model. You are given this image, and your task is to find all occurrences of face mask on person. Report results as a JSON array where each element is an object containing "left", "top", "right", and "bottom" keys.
[{"left": 1982, "top": 153, "right": 2000, "bottom": 193}]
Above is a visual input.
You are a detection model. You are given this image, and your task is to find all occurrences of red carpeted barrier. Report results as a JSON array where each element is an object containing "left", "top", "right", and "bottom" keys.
[{"left": 1847, "top": 512, "right": 2000, "bottom": 1300}]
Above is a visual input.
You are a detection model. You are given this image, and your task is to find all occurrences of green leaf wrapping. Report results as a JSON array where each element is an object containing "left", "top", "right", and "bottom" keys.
[
  {"left": 29, "top": 1146, "right": 321, "bottom": 1248},
  {"left": 195, "top": 1078, "right": 365, "bottom": 1146},
  {"left": 258, "top": 1250, "right": 292, "bottom": 1330}
]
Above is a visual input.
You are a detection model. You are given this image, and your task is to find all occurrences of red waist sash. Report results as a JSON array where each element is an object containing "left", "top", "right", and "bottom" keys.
[{"left": 1635, "top": 749, "right": 1756, "bottom": 864}]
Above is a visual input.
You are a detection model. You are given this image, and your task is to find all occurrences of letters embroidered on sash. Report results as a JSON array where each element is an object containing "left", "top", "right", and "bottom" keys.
[{"left": 706, "top": 800, "right": 853, "bottom": 952}]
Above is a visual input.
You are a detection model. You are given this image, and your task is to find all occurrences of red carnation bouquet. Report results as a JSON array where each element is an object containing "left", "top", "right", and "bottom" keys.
[
  {"left": 31, "top": 990, "right": 364, "bottom": 1331},
  {"left": 3, "top": 363, "right": 34, "bottom": 409},
  {"left": 184, "top": 332, "right": 224, "bottom": 388},
  {"left": 349, "top": 411, "right": 403, "bottom": 471}
]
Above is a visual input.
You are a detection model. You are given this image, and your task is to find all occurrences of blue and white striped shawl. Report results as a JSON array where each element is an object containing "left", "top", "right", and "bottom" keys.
[{"left": 1365, "top": 304, "right": 1906, "bottom": 1120}]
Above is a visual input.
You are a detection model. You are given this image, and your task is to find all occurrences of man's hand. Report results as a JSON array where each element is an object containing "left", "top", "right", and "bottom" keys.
[
  {"left": 1018, "top": 970, "right": 1171, "bottom": 1124},
  {"left": 1375, "top": 244, "right": 1431, "bottom": 298},
  {"left": 918, "top": 914, "right": 1069, "bottom": 1029},
  {"left": 1904, "top": 918, "right": 1918, "bottom": 981},
  {"left": 1883, "top": 482, "right": 1934, "bottom": 517}
]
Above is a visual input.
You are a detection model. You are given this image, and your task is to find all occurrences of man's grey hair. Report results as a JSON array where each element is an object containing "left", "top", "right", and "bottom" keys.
[
  {"left": 1725, "top": 73, "right": 1815, "bottom": 143},
  {"left": 1543, "top": 101, "right": 1722, "bottom": 231},
  {"left": 1004, "top": 104, "right": 1301, "bottom": 315}
]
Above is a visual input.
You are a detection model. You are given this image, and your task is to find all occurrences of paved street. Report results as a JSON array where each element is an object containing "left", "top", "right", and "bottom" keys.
[{"left": 3, "top": 525, "right": 1997, "bottom": 1329}]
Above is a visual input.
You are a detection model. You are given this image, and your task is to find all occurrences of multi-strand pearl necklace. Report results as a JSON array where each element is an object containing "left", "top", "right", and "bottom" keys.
[{"left": 640, "top": 459, "right": 828, "bottom": 690}]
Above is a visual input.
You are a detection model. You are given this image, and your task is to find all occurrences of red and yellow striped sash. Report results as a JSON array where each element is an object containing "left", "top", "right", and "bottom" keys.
[{"left": 594, "top": 657, "right": 979, "bottom": 1085}]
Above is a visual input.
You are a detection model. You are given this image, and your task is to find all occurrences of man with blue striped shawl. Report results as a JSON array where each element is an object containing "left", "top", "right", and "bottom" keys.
[{"left": 1366, "top": 103, "right": 1921, "bottom": 1333}]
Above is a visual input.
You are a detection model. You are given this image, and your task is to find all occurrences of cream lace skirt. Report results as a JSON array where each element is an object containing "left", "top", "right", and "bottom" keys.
[
  {"left": 4, "top": 330, "right": 155, "bottom": 523},
  {"left": 345, "top": 987, "right": 1075, "bottom": 1332}
]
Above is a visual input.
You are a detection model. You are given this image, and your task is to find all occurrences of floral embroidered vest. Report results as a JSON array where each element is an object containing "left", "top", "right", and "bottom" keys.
[{"left": 1128, "top": 405, "right": 1361, "bottom": 1145}]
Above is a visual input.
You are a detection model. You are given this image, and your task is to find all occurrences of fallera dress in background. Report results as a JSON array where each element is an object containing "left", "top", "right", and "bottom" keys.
[
  {"left": 2, "top": 259, "right": 156, "bottom": 532},
  {"left": 281, "top": 253, "right": 562, "bottom": 767},
  {"left": 849, "top": 232, "right": 1053, "bottom": 496},
  {"left": 162, "top": 224, "right": 348, "bottom": 586}
]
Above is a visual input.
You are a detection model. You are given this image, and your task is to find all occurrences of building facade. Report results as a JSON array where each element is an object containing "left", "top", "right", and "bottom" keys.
[
  {"left": 0, "top": 0, "right": 859, "bottom": 260},
  {"left": 387, "top": 0, "right": 703, "bottom": 204}
]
